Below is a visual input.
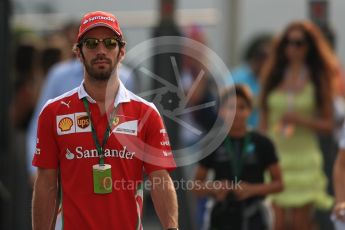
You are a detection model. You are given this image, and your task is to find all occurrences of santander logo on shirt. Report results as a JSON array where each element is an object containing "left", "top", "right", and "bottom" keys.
[{"left": 65, "top": 146, "right": 135, "bottom": 160}]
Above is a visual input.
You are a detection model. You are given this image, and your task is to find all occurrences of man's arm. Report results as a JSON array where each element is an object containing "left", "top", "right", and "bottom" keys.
[
  {"left": 334, "top": 149, "right": 345, "bottom": 203},
  {"left": 32, "top": 168, "right": 59, "bottom": 230},
  {"left": 333, "top": 149, "right": 345, "bottom": 221},
  {"left": 192, "top": 165, "right": 231, "bottom": 201},
  {"left": 149, "top": 170, "right": 178, "bottom": 229}
]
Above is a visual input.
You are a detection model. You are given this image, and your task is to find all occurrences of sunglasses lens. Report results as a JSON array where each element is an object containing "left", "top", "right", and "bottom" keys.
[
  {"left": 104, "top": 38, "right": 117, "bottom": 49},
  {"left": 84, "top": 38, "right": 99, "bottom": 49},
  {"left": 83, "top": 38, "right": 118, "bottom": 49}
]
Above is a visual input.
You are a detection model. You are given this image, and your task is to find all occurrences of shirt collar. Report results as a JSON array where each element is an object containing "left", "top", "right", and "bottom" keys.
[{"left": 78, "top": 80, "right": 130, "bottom": 107}]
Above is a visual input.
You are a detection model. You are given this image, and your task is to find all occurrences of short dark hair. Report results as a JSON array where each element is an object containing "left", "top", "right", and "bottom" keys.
[
  {"left": 243, "top": 34, "right": 272, "bottom": 62},
  {"left": 220, "top": 84, "right": 253, "bottom": 108}
]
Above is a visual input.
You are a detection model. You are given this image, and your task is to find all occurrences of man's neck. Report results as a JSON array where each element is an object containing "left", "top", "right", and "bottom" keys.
[
  {"left": 83, "top": 75, "right": 120, "bottom": 114},
  {"left": 83, "top": 75, "right": 119, "bottom": 103}
]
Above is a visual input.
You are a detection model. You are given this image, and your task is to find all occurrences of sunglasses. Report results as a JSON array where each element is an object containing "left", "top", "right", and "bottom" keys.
[
  {"left": 80, "top": 37, "right": 118, "bottom": 49},
  {"left": 286, "top": 39, "right": 306, "bottom": 47}
]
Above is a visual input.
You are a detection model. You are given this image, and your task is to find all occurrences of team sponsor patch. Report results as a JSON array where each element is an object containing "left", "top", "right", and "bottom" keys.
[
  {"left": 64, "top": 146, "right": 135, "bottom": 160},
  {"left": 111, "top": 117, "right": 120, "bottom": 127},
  {"left": 57, "top": 113, "right": 92, "bottom": 135},
  {"left": 75, "top": 112, "right": 91, "bottom": 133},
  {"left": 65, "top": 148, "right": 75, "bottom": 160},
  {"left": 57, "top": 114, "right": 75, "bottom": 135},
  {"left": 113, "top": 120, "right": 138, "bottom": 136},
  {"left": 160, "top": 140, "right": 170, "bottom": 146},
  {"left": 35, "top": 138, "right": 40, "bottom": 155},
  {"left": 61, "top": 100, "right": 71, "bottom": 108},
  {"left": 35, "top": 148, "right": 41, "bottom": 155},
  {"left": 83, "top": 15, "right": 116, "bottom": 25},
  {"left": 160, "top": 128, "right": 170, "bottom": 146}
]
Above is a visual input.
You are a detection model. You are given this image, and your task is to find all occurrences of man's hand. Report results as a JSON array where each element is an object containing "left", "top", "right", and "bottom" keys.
[
  {"left": 149, "top": 170, "right": 178, "bottom": 229},
  {"left": 233, "top": 182, "right": 257, "bottom": 201}
]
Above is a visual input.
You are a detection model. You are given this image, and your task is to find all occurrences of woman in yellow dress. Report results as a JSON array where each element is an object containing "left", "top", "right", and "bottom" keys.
[{"left": 260, "top": 21, "right": 339, "bottom": 230}]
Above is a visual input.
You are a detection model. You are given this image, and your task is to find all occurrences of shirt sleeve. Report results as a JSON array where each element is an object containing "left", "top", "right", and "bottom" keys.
[
  {"left": 32, "top": 103, "right": 60, "bottom": 169},
  {"left": 142, "top": 106, "right": 176, "bottom": 175},
  {"left": 26, "top": 67, "right": 66, "bottom": 174},
  {"left": 257, "top": 134, "right": 278, "bottom": 168}
]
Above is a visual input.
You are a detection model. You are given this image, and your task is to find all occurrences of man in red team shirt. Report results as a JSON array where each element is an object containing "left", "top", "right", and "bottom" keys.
[{"left": 32, "top": 11, "right": 178, "bottom": 230}]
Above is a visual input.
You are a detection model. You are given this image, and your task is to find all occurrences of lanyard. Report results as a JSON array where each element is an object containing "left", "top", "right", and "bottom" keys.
[
  {"left": 224, "top": 134, "right": 251, "bottom": 179},
  {"left": 82, "top": 98, "right": 117, "bottom": 165}
]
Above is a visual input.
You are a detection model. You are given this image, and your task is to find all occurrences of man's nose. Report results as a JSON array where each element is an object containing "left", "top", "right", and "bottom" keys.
[{"left": 95, "top": 41, "right": 108, "bottom": 54}]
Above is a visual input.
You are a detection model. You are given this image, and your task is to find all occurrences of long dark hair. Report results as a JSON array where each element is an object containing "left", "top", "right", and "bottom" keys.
[{"left": 261, "top": 20, "right": 338, "bottom": 113}]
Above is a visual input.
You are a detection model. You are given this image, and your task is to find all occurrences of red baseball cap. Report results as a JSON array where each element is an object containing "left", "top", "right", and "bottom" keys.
[{"left": 77, "top": 11, "right": 123, "bottom": 42}]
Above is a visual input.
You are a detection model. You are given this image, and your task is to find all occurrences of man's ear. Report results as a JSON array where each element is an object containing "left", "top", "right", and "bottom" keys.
[
  {"left": 119, "top": 47, "right": 126, "bottom": 62},
  {"left": 73, "top": 44, "right": 83, "bottom": 62}
]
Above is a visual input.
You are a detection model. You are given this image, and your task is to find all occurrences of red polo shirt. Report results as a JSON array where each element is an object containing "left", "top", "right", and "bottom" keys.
[{"left": 32, "top": 81, "right": 176, "bottom": 230}]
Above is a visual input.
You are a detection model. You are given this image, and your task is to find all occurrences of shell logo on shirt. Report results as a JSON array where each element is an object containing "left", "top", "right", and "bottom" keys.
[{"left": 58, "top": 117, "right": 73, "bottom": 131}]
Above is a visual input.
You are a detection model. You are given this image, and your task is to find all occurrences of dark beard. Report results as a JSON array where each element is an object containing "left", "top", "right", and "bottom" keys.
[{"left": 85, "top": 56, "right": 115, "bottom": 81}]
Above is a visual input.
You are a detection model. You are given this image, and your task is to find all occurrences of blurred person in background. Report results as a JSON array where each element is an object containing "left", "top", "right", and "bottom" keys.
[
  {"left": 10, "top": 29, "right": 65, "bottom": 229},
  {"left": 40, "top": 47, "right": 62, "bottom": 77},
  {"left": 9, "top": 42, "right": 42, "bottom": 230},
  {"left": 180, "top": 25, "right": 217, "bottom": 148},
  {"left": 314, "top": 24, "right": 345, "bottom": 230},
  {"left": 25, "top": 22, "right": 81, "bottom": 184},
  {"left": 193, "top": 85, "right": 283, "bottom": 230},
  {"left": 180, "top": 24, "right": 218, "bottom": 229},
  {"left": 260, "top": 20, "right": 339, "bottom": 230},
  {"left": 333, "top": 124, "right": 345, "bottom": 229},
  {"left": 227, "top": 34, "right": 272, "bottom": 129},
  {"left": 61, "top": 21, "right": 82, "bottom": 59},
  {"left": 10, "top": 44, "right": 41, "bottom": 130}
]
